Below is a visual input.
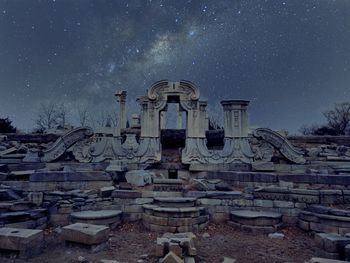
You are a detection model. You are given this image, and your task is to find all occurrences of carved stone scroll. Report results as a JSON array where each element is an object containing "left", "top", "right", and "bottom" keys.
[
  {"left": 253, "top": 128, "right": 306, "bottom": 164},
  {"left": 41, "top": 127, "right": 93, "bottom": 162}
]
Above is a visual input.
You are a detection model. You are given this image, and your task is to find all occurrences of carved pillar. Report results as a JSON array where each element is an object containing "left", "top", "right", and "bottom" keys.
[
  {"left": 220, "top": 100, "right": 253, "bottom": 164},
  {"left": 114, "top": 90, "right": 127, "bottom": 135},
  {"left": 199, "top": 101, "right": 208, "bottom": 135},
  {"left": 176, "top": 104, "right": 182, "bottom": 129},
  {"left": 221, "top": 100, "right": 249, "bottom": 138}
]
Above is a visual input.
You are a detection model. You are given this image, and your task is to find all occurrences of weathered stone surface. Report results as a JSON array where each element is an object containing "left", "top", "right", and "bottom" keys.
[
  {"left": 30, "top": 171, "right": 111, "bottom": 182},
  {"left": 222, "top": 257, "right": 236, "bottom": 263},
  {"left": 0, "top": 227, "right": 43, "bottom": 258},
  {"left": 230, "top": 210, "right": 282, "bottom": 227},
  {"left": 268, "top": 232, "right": 284, "bottom": 239},
  {"left": 70, "top": 210, "right": 122, "bottom": 229},
  {"left": 125, "top": 170, "right": 153, "bottom": 186},
  {"left": 27, "top": 191, "right": 43, "bottom": 206},
  {"left": 61, "top": 222, "right": 110, "bottom": 245},
  {"left": 160, "top": 251, "right": 184, "bottom": 263},
  {"left": 112, "top": 190, "right": 142, "bottom": 198},
  {"left": 100, "top": 186, "right": 116, "bottom": 197}
]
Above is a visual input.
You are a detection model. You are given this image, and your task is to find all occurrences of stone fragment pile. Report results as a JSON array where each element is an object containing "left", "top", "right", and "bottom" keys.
[{"left": 156, "top": 232, "right": 197, "bottom": 263}]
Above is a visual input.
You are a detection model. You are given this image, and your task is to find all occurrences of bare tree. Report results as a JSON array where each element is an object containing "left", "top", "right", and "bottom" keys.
[
  {"left": 35, "top": 102, "right": 71, "bottom": 131},
  {"left": 56, "top": 103, "right": 69, "bottom": 129},
  {"left": 77, "top": 104, "right": 89, "bottom": 127},
  {"left": 35, "top": 102, "right": 59, "bottom": 131},
  {"left": 323, "top": 102, "right": 350, "bottom": 135}
]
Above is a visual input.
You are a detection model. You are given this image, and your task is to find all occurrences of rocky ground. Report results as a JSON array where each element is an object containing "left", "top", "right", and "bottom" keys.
[{"left": 1, "top": 222, "right": 317, "bottom": 263}]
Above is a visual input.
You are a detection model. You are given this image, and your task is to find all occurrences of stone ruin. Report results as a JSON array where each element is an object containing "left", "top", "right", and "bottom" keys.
[{"left": 0, "top": 80, "right": 350, "bottom": 262}]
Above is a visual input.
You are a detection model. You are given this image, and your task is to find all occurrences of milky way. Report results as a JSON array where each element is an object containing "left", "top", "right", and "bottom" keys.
[{"left": 0, "top": 0, "right": 349, "bottom": 132}]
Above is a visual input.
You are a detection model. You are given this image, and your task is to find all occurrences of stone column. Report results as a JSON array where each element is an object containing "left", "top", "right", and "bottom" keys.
[
  {"left": 220, "top": 100, "right": 253, "bottom": 164},
  {"left": 114, "top": 90, "right": 127, "bottom": 135},
  {"left": 221, "top": 100, "right": 250, "bottom": 138},
  {"left": 176, "top": 104, "right": 182, "bottom": 129}
]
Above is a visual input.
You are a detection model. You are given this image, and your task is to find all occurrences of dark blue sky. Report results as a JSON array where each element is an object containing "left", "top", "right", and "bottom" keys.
[{"left": 0, "top": 0, "right": 349, "bottom": 132}]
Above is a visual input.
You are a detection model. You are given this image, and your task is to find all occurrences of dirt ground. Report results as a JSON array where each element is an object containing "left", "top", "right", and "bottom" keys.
[{"left": 2, "top": 222, "right": 317, "bottom": 263}]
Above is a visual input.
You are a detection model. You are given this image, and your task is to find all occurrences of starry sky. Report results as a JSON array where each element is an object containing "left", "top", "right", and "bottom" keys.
[{"left": 0, "top": 0, "right": 349, "bottom": 133}]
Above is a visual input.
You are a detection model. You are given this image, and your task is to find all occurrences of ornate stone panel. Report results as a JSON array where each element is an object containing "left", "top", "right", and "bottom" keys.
[{"left": 253, "top": 128, "right": 306, "bottom": 164}]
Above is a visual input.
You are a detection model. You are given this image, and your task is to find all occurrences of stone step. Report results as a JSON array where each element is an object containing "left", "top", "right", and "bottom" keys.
[
  {"left": 70, "top": 210, "right": 122, "bottom": 229},
  {"left": 153, "top": 179, "right": 183, "bottom": 191},
  {"left": 229, "top": 210, "right": 283, "bottom": 233},
  {"left": 142, "top": 204, "right": 209, "bottom": 233},
  {"left": 154, "top": 197, "right": 197, "bottom": 208}
]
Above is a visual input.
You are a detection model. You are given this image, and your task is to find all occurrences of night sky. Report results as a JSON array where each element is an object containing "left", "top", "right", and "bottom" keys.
[{"left": 0, "top": 0, "right": 349, "bottom": 133}]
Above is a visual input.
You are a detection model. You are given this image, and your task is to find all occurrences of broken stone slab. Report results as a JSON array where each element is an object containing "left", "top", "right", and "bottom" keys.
[
  {"left": 61, "top": 222, "right": 110, "bottom": 245},
  {"left": 0, "top": 147, "right": 17, "bottom": 156},
  {"left": 125, "top": 170, "right": 153, "bottom": 186},
  {"left": 70, "top": 210, "right": 122, "bottom": 229},
  {"left": 160, "top": 251, "right": 184, "bottom": 263},
  {"left": 0, "top": 227, "right": 43, "bottom": 259}
]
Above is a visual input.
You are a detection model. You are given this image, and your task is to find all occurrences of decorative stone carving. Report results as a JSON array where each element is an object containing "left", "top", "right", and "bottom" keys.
[
  {"left": 182, "top": 138, "right": 253, "bottom": 164},
  {"left": 250, "top": 137, "right": 275, "bottom": 162},
  {"left": 41, "top": 127, "right": 93, "bottom": 162},
  {"left": 253, "top": 128, "right": 306, "bottom": 164},
  {"left": 72, "top": 134, "right": 161, "bottom": 164}
]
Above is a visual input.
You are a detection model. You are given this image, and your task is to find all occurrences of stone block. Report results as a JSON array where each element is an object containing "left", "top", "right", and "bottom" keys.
[
  {"left": 124, "top": 204, "right": 143, "bottom": 213},
  {"left": 27, "top": 192, "right": 43, "bottom": 206},
  {"left": 30, "top": 171, "right": 111, "bottom": 182},
  {"left": 169, "top": 242, "right": 182, "bottom": 257},
  {"left": 253, "top": 199, "right": 273, "bottom": 208},
  {"left": 112, "top": 190, "right": 142, "bottom": 198},
  {"left": 323, "top": 233, "right": 350, "bottom": 253},
  {"left": 61, "top": 222, "right": 110, "bottom": 245},
  {"left": 0, "top": 227, "right": 43, "bottom": 259},
  {"left": 99, "top": 186, "right": 115, "bottom": 197},
  {"left": 273, "top": 200, "right": 294, "bottom": 208},
  {"left": 314, "top": 233, "right": 328, "bottom": 249},
  {"left": 310, "top": 222, "right": 339, "bottom": 234},
  {"left": 222, "top": 257, "right": 236, "bottom": 263},
  {"left": 5, "top": 220, "right": 36, "bottom": 229},
  {"left": 156, "top": 237, "right": 168, "bottom": 257},
  {"left": 125, "top": 170, "right": 152, "bottom": 186},
  {"left": 70, "top": 210, "right": 122, "bottom": 229},
  {"left": 135, "top": 198, "right": 153, "bottom": 204},
  {"left": 198, "top": 198, "right": 222, "bottom": 206},
  {"left": 50, "top": 213, "right": 70, "bottom": 226},
  {"left": 298, "top": 219, "right": 310, "bottom": 231},
  {"left": 320, "top": 190, "right": 344, "bottom": 205}
]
